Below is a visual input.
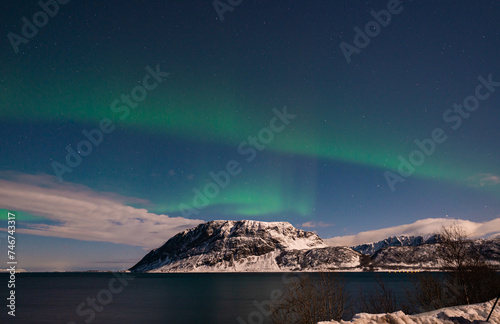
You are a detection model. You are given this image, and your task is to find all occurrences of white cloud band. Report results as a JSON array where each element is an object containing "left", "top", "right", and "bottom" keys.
[{"left": 0, "top": 172, "right": 203, "bottom": 249}]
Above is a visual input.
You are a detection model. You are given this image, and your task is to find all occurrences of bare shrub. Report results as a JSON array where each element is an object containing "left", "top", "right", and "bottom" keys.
[
  {"left": 437, "top": 224, "right": 482, "bottom": 271},
  {"left": 449, "top": 264, "right": 500, "bottom": 305},
  {"left": 359, "top": 275, "right": 398, "bottom": 314},
  {"left": 270, "top": 272, "right": 348, "bottom": 324},
  {"left": 404, "top": 272, "right": 458, "bottom": 313},
  {"left": 406, "top": 224, "right": 500, "bottom": 312},
  {"left": 439, "top": 224, "right": 499, "bottom": 304}
]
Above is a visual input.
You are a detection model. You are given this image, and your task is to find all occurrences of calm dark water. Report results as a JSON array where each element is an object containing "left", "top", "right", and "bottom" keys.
[{"left": 0, "top": 272, "right": 420, "bottom": 324}]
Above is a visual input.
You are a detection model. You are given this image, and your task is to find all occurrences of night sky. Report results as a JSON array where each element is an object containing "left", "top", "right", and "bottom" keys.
[{"left": 1, "top": 0, "right": 499, "bottom": 271}]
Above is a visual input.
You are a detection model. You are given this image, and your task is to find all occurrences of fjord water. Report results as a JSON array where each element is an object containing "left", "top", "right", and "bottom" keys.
[{"left": 0, "top": 272, "right": 417, "bottom": 324}]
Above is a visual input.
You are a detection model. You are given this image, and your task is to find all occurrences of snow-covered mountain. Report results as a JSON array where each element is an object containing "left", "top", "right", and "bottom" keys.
[
  {"left": 351, "top": 234, "right": 440, "bottom": 255},
  {"left": 129, "top": 220, "right": 361, "bottom": 272},
  {"left": 129, "top": 220, "right": 500, "bottom": 272},
  {"left": 364, "top": 238, "right": 500, "bottom": 271},
  {"left": 324, "top": 218, "right": 500, "bottom": 247}
]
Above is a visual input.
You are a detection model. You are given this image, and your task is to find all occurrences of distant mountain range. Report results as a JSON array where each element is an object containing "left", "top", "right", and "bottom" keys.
[
  {"left": 129, "top": 220, "right": 500, "bottom": 272},
  {"left": 351, "top": 234, "right": 440, "bottom": 255}
]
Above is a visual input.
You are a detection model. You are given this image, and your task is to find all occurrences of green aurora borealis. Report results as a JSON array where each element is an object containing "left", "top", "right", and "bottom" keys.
[
  {"left": 3, "top": 70, "right": 497, "bottom": 182},
  {"left": 1, "top": 0, "right": 500, "bottom": 273},
  {"left": 1, "top": 0, "right": 499, "bottom": 246}
]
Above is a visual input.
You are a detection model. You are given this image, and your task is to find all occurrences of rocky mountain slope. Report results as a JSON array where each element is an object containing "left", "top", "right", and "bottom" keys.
[
  {"left": 130, "top": 220, "right": 500, "bottom": 272},
  {"left": 130, "top": 220, "right": 361, "bottom": 272},
  {"left": 364, "top": 238, "right": 500, "bottom": 270},
  {"left": 351, "top": 234, "right": 440, "bottom": 255}
]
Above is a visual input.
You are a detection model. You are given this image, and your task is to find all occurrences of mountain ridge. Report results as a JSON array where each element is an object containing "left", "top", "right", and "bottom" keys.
[
  {"left": 351, "top": 234, "right": 440, "bottom": 255},
  {"left": 130, "top": 220, "right": 500, "bottom": 272}
]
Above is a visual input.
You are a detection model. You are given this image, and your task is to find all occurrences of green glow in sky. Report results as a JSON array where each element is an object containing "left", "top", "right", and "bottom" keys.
[
  {"left": 150, "top": 159, "right": 317, "bottom": 217},
  {"left": 2, "top": 71, "right": 497, "bottom": 219}
]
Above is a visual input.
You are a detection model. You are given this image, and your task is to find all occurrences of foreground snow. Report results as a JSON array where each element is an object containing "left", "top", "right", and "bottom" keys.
[{"left": 319, "top": 299, "right": 499, "bottom": 324}]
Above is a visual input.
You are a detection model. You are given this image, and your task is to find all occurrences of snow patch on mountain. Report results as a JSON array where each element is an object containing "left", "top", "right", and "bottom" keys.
[
  {"left": 351, "top": 234, "right": 439, "bottom": 255},
  {"left": 130, "top": 220, "right": 361, "bottom": 273},
  {"left": 129, "top": 219, "right": 500, "bottom": 273},
  {"left": 364, "top": 238, "right": 500, "bottom": 270}
]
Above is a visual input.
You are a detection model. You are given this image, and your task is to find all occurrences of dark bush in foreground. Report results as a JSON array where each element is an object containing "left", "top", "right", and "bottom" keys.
[
  {"left": 405, "top": 224, "right": 500, "bottom": 313},
  {"left": 358, "top": 274, "right": 399, "bottom": 314},
  {"left": 270, "top": 273, "right": 348, "bottom": 324}
]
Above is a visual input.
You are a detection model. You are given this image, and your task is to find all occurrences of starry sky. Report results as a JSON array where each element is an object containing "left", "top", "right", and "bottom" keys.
[{"left": 1, "top": 0, "right": 499, "bottom": 271}]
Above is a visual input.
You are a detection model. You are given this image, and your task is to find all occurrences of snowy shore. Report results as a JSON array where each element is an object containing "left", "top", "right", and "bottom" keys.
[{"left": 319, "top": 299, "right": 499, "bottom": 324}]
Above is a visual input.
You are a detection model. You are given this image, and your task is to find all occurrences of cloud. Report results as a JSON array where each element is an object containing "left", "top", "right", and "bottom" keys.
[
  {"left": 301, "top": 221, "right": 334, "bottom": 228},
  {"left": 467, "top": 173, "right": 500, "bottom": 187},
  {"left": 324, "top": 217, "right": 500, "bottom": 247},
  {"left": 0, "top": 172, "right": 203, "bottom": 249}
]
